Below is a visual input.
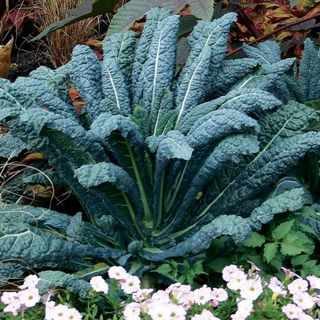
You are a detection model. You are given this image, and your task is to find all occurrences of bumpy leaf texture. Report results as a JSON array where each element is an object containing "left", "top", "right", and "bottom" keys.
[{"left": 0, "top": 9, "right": 319, "bottom": 275}]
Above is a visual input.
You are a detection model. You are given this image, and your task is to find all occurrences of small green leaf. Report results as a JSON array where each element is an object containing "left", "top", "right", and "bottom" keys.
[
  {"left": 264, "top": 243, "right": 278, "bottom": 263},
  {"left": 269, "top": 252, "right": 283, "bottom": 270},
  {"left": 303, "top": 260, "right": 317, "bottom": 269},
  {"left": 291, "top": 254, "right": 309, "bottom": 266},
  {"left": 272, "top": 220, "right": 295, "bottom": 241},
  {"left": 153, "top": 263, "right": 172, "bottom": 275},
  {"left": 243, "top": 232, "right": 266, "bottom": 248},
  {"left": 307, "top": 265, "right": 320, "bottom": 276},
  {"left": 280, "top": 231, "right": 315, "bottom": 256},
  {"left": 299, "top": 223, "right": 318, "bottom": 237},
  {"left": 178, "top": 274, "right": 187, "bottom": 283},
  {"left": 193, "top": 260, "right": 206, "bottom": 275}
]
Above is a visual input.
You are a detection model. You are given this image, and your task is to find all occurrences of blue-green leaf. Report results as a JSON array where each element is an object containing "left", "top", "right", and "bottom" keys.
[
  {"left": 178, "top": 88, "right": 280, "bottom": 134},
  {"left": 69, "top": 45, "right": 103, "bottom": 120},
  {"left": 249, "top": 188, "right": 311, "bottom": 230},
  {"left": 298, "top": 38, "right": 320, "bottom": 101},
  {"left": 258, "top": 101, "right": 319, "bottom": 148},
  {"left": 39, "top": 271, "right": 91, "bottom": 298},
  {"left": 144, "top": 215, "right": 251, "bottom": 261},
  {"left": 140, "top": 15, "right": 179, "bottom": 116},
  {"left": 132, "top": 8, "right": 172, "bottom": 106},
  {"left": 102, "top": 31, "right": 136, "bottom": 88},
  {"left": 101, "top": 58, "right": 131, "bottom": 115},
  {"left": 0, "top": 133, "right": 26, "bottom": 158}
]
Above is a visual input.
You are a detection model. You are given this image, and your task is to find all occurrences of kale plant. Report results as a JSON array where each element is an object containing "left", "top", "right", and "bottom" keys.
[{"left": 0, "top": 9, "right": 319, "bottom": 280}]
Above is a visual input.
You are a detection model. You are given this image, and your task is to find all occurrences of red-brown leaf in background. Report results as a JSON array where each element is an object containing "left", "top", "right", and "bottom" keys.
[
  {"left": 7, "top": 8, "right": 28, "bottom": 35},
  {"left": 69, "top": 87, "right": 85, "bottom": 114}
]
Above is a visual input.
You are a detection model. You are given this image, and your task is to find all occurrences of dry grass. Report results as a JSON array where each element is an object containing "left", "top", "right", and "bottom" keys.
[{"left": 31, "top": 0, "right": 100, "bottom": 68}]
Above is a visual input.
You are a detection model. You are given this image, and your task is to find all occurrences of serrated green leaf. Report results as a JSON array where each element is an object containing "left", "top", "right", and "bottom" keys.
[
  {"left": 291, "top": 254, "right": 309, "bottom": 266},
  {"left": 299, "top": 223, "right": 318, "bottom": 237},
  {"left": 193, "top": 260, "right": 205, "bottom": 275},
  {"left": 264, "top": 243, "right": 278, "bottom": 263},
  {"left": 272, "top": 220, "right": 295, "bottom": 241},
  {"left": 153, "top": 263, "right": 172, "bottom": 275},
  {"left": 243, "top": 232, "right": 266, "bottom": 248},
  {"left": 280, "top": 231, "right": 314, "bottom": 256},
  {"left": 269, "top": 252, "right": 283, "bottom": 270},
  {"left": 303, "top": 260, "right": 318, "bottom": 269}
]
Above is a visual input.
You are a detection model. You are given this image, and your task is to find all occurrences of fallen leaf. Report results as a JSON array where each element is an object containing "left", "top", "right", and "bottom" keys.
[
  {"left": 0, "top": 37, "right": 13, "bottom": 78},
  {"left": 22, "top": 153, "right": 45, "bottom": 163}
]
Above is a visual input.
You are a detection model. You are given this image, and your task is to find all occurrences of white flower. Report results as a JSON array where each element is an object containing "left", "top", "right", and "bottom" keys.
[
  {"left": 3, "top": 300, "right": 21, "bottom": 317},
  {"left": 132, "top": 288, "right": 153, "bottom": 302},
  {"left": 45, "top": 301, "right": 56, "bottom": 320},
  {"left": 306, "top": 275, "right": 320, "bottom": 289},
  {"left": 121, "top": 275, "right": 141, "bottom": 294},
  {"left": 231, "top": 315, "right": 245, "bottom": 320},
  {"left": 230, "top": 313, "right": 247, "bottom": 320},
  {"left": 67, "top": 308, "right": 82, "bottom": 320},
  {"left": 124, "top": 302, "right": 141, "bottom": 320},
  {"left": 19, "top": 274, "right": 39, "bottom": 290},
  {"left": 147, "top": 303, "right": 172, "bottom": 320},
  {"left": 166, "top": 282, "right": 182, "bottom": 292},
  {"left": 108, "top": 266, "right": 128, "bottom": 280},
  {"left": 2, "top": 292, "right": 21, "bottom": 316},
  {"left": 313, "top": 294, "right": 320, "bottom": 307},
  {"left": 267, "top": 277, "right": 287, "bottom": 296},
  {"left": 18, "top": 288, "right": 41, "bottom": 308},
  {"left": 90, "top": 276, "right": 109, "bottom": 294},
  {"left": 1, "top": 292, "right": 19, "bottom": 305},
  {"left": 50, "top": 304, "right": 71, "bottom": 320},
  {"left": 292, "top": 292, "right": 314, "bottom": 310},
  {"left": 212, "top": 288, "right": 228, "bottom": 302},
  {"left": 191, "top": 309, "right": 220, "bottom": 320},
  {"left": 166, "top": 283, "right": 192, "bottom": 306},
  {"left": 282, "top": 304, "right": 303, "bottom": 320},
  {"left": 150, "top": 290, "right": 171, "bottom": 303},
  {"left": 193, "top": 285, "right": 212, "bottom": 305},
  {"left": 240, "top": 279, "right": 263, "bottom": 301},
  {"left": 45, "top": 304, "right": 82, "bottom": 320},
  {"left": 227, "top": 270, "right": 247, "bottom": 291},
  {"left": 299, "top": 313, "right": 314, "bottom": 320},
  {"left": 236, "top": 299, "right": 253, "bottom": 318},
  {"left": 166, "top": 304, "right": 186, "bottom": 320},
  {"left": 222, "top": 265, "right": 242, "bottom": 282},
  {"left": 287, "top": 278, "right": 308, "bottom": 295}
]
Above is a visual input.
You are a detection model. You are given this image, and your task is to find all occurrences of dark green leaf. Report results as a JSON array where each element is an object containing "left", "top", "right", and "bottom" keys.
[
  {"left": 243, "top": 232, "right": 266, "bottom": 248},
  {"left": 280, "top": 231, "right": 315, "bottom": 256},
  {"left": 272, "top": 220, "right": 295, "bottom": 241},
  {"left": 263, "top": 243, "right": 278, "bottom": 263}
]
